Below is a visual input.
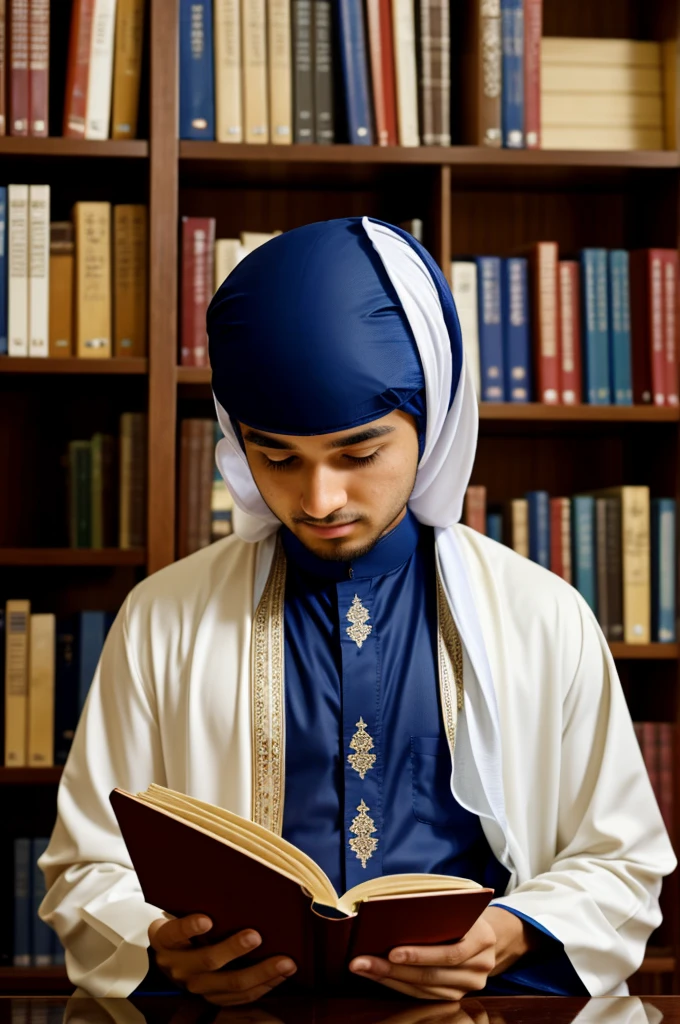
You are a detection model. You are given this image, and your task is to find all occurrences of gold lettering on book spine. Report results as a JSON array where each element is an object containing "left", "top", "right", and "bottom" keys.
[
  {"left": 348, "top": 717, "right": 376, "bottom": 779},
  {"left": 349, "top": 799, "right": 378, "bottom": 868},
  {"left": 435, "top": 559, "right": 464, "bottom": 757}
]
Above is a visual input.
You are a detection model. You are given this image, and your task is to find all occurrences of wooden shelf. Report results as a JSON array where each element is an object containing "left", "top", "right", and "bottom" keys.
[
  {"left": 0, "top": 137, "right": 148, "bottom": 158},
  {"left": 640, "top": 955, "right": 677, "bottom": 974},
  {"left": 0, "top": 966, "right": 71, "bottom": 993},
  {"left": 177, "top": 365, "right": 210, "bottom": 384},
  {"left": 610, "top": 643, "right": 679, "bottom": 660},
  {"left": 0, "top": 548, "right": 146, "bottom": 566},
  {"left": 479, "top": 404, "right": 680, "bottom": 423},
  {"left": 0, "top": 357, "right": 148, "bottom": 375},
  {"left": 0, "top": 767, "right": 62, "bottom": 784}
]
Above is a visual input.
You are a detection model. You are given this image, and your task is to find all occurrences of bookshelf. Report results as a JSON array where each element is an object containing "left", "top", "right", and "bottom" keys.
[{"left": 2, "top": 0, "right": 680, "bottom": 999}]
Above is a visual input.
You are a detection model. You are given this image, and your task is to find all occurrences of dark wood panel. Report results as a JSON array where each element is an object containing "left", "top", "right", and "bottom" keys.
[
  {"left": 0, "top": 769, "right": 62, "bottom": 785},
  {"left": 0, "top": 139, "right": 147, "bottom": 158},
  {"left": 0, "top": 549, "right": 146, "bottom": 566},
  {"left": 0, "top": 358, "right": 148, "bottom": 375}
]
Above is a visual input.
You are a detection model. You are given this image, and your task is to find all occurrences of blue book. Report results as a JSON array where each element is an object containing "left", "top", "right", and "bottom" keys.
[
  {"left": 179, "top": 0, "right": 215, "bottom": 140},
  {"left": 502, "top": 257, "right": 531, "bottom": 401},
  {"left": 54, "top": 616, "right": 79, "bottom": 766},
  {"left": 580, "top": 249, "right": 611, "bottom": 404},
  {"left": 501, "top": 0, "right": 524, "bottom": 148},
  {"left": 572, "top": 496, "right": 597, "bottom": 612},
  {"left": 337, "top": 0, "right": 374, "bottom": 145},
  {"left": 0, "top": 187, "right": 7, "bottom": 355},
  {"left": 607, "top": 250, "right": 632, "bottom": 405},
  {"left": 651, "top": 498, "right": 676, "bottom": 642},
  {"left": 77, "top": 611, "right": 115, "bottom": 717},
  {"left": 13, "top": 838, "right": 31, "bottom": 966},
  {"left": 526, "top": 491, "right": 550, "bottom": 568},
  {"left": 31, "top": 838, "right": 53, "bottom": 965},
  {"left": 486, "top": 512, "right": 503, "bottom": 543},
  {"left": 475, "top": 257, "right": 505, "bottom": 401}
]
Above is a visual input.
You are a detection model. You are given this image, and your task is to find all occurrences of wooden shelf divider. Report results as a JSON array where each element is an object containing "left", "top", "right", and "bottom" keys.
[
  {"left": 0, "top": 138, "right": 148, "bottom": 158},
  {"left": 0, "top": 768, "right": 62, "bottom": 785},
  {"left": 0, "top": 357, "right": 148, "bottom": 375},
  {"left": 0, "top": 549, "right": 146, "bottom": 567}
]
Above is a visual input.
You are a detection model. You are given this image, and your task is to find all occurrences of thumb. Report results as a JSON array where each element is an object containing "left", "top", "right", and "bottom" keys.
[{"left": 150, "top": 913, "right": 213, "bottom": 950}]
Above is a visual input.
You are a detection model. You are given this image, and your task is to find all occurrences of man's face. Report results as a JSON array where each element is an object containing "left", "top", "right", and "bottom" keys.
[{"left": 239, "top": 410, "right": 420, "bottom": 561}]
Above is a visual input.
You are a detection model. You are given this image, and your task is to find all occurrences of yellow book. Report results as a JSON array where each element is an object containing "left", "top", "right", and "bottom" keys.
[
  {"left": 214, "top": 0, "right": 243, "bottom": 143},
  {"left": 594, "top": 487, "right": 650, "bottom": 644},
  {"left": 510, "top": 499, "right": 529, "bottom": 558},
  {"left": 239, "top": 230, "right": 282, "bottom": 257},
  {"left": 27, "top": 614, "right": 55, "bottom": 767},
  {"left": 114, "top": 204, "right": 148, "bottom": 357},
  {"left": 4, "top": 600, "right": 31, "bottom": 767},
  {"left": 541, "top": 126, "right": 664, "bottom": 150},
  {"left": 242, "top": 0, "right": 268, "bottom": 143},
  {"left": 49, "top": 222, "right": 75, "bottom": 357},
  {"left": 111, "top": 0, "right": 145, "bottom": 139},
  {"left": 74, "top": 202, "right": 112, "bottom": 358},
  {"left": 542, "top": 64, "right": 662, "bottom": 95},
  {"left": 267, "top": 0, "right": 292, "bottom": 145},
  {"left": 542, "top": 93, "right": 662, "bottom": 129},
  {"left": 214, "top": 238, "right": 244, "bottom": 293},
  {"left": 541, "top": 38, "right": 661, "bottom": 68}
]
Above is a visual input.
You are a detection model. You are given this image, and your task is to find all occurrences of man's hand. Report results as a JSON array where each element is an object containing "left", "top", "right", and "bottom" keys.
[
  {"left": 148, "top": 915, "right": 297, "bottom": 1006},
  {"left": 348, "top": 906, "right": 537, "bottom": 1001}
]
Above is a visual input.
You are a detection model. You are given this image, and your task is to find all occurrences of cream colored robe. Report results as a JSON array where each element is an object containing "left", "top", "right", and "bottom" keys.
[{"left": 39, "top": 526, "right": 676, "bottom": 998}]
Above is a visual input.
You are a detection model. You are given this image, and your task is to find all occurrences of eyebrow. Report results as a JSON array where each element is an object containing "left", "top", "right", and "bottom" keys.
[{"left": 242, "top": 425, "right": 396, "bottom": 451}]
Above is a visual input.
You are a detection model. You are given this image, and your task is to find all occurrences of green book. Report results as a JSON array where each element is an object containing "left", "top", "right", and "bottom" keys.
[
  {"left": 68, "top": 441, "right": 92, "bottom": 548},
  {"left": 91, "top": 434, "right": 116, "bottom": 548}
]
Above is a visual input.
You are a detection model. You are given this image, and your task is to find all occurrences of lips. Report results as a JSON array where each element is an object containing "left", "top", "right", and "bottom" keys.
[{"left": 301, "top": 521, "right": 358, "bottom": 539}]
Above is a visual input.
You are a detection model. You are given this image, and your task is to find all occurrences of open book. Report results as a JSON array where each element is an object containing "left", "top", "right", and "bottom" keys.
[{"left": 110, "top": 784, "right": 494, "bottom": 988}]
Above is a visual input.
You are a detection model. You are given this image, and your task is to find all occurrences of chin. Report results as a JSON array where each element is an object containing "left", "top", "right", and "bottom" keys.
[{"left": 299, "top": 531, "right": 380, "bottom": 563}]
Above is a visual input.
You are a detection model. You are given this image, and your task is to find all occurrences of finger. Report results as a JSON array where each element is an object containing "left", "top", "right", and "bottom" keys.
[
  {"left": 162, "top": 929, "right": 263, "bottom": 977},
  {"left": 151, "top": 914, "right": 213, "bottom": 951},
  {"left": 359, "top": 974, "right": 461, "bottom": 1001},
  {"left": 389, "top": 935, "right": 494, "bottom": 969},
  {"left": 186, "top": 955, "right": 297, "bottom": 995},
  {"left": 351, "top": 955, "right": 493, "bottom": 992},
  {"left": 202, "top": 973, "right": 290, "bottom": 1007}
]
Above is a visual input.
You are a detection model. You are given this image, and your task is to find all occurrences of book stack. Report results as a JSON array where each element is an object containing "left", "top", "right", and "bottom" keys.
[
  {"left": 1, "top": 603, "right": 115, "bottom": 768},
  {"left": 0, "top": 193, "right": 148, "bottom": 359},
  {"left": 178, "top": 419, "right": 233, "bottom": 558},
  {"left": 451, "top": 245, "right": 679, "bottom": 406},
  {"left": 634, "top": 723, "right": 675, "bottom": 837},
  {"left": 464, "top": 485, "right": 676, "bottom": 644},
  {"left": 12, "top": 838, "right": 65, "bottom": 966},
  {"left": 67, "top": 412, "right": 147, "bottom": 550}
]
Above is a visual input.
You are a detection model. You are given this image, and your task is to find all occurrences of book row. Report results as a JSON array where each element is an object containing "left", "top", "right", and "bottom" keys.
[
  {"left": 452, "top": 247, "right": 679, "bottom": 407},
  {"left": 178, "top": 419, "right": 234, "bottom": 558},
  {"left": 0, "top": 0, "right": 145, "bottom": 140},
  {"left": 1, "top": 604, "right": 114, "bottom": 768},
  {"left": 634, "top": 723, "right": 675, "bottom": 839},
  {"left": 10, "top": 838, "right": 65, "bottom": 967},
  {"left": 0, "top": 188, "right": 148, "bottom": 359},
  {"left": 67, "top": 414, "right": 147, "bottom": 550},
  {"left": 464, "top": 486, "right": 676, "bottom": 645}
]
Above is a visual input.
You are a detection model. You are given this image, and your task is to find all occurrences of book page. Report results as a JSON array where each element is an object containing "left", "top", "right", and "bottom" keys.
[{"left": 338, "top": 873, "right": 482, "bottom": 916}]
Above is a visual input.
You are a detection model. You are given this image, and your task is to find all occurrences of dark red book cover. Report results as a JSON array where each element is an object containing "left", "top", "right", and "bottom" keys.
[
  {"left": 630, "top": 249, "right": 666, "bottom": 406},
  {"left": 366, "top": 0, "right": 398, "bottom": 147},
  {"left": 464, "top": 485, "right": 486, "bottom": 534},
  {"left": 63, "top": 0, "right": 94, "bottom": 138},
  {"left": 29, "top": 0, "right": 49, "bottom": 136},
  {"left": 661, "top": 250, "right": 679, "bottom": 406},
  {"left": 527, "top": 242, "right": 561, "bottom": 404},
  {"left": 181, "top": 217, "right": 215, "bottom": 368},
  {"left": 558, "top": 260, "right": 582, "bottom": 405},
  {"left": 550, "top": 498, "right": 564, "bottom": 579},
  {"left": 0, "top": 0, "right": 7, "bottom": 136},
  {"left": 9, "top": 0, "right": 29, "bottom": 136},
  {"left": 523, "top": 0, "right": 541, "bottom": 149}
]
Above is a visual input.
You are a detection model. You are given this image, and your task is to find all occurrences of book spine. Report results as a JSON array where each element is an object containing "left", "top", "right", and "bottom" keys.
[
  {"left": 85, "top": 0, "right": 117, "bottom": 139},
  {"left": 111, "top": 0, "right": 144, "bottom": 139},
  {"left": 510, "top": 498, "right": 528, "bottom": 557},
  {"left": 31, "top": 838, "right": 52, "bottom": 965},
  {"left": 0, "top": 0, "right": 6, "bottom": 136},
  {"left": 657, "top": 724, "right": 674, "bottom": 836},
  {"left": 9, "top": 0, "right": 29, "bottom": 135},
  {"left": 180, "top": 217, "right": 215, "bottom": 367},
  {"left": 74, "top": 201, "right": 112, "bottom": 357},
  {"left": 648, "top": 251, "right": 666, "bottom": 405},
  {"left": 523, "top": 0, "right": 541, "bottom": 148},
  {"left": 91, "top": 431, "right": 103, "bottom": 546},
  {"left": 629, "top": 249, "right": 654, "bottom": 404},
  {"left": 291, "top": 0, "right": 313, "bottom": 143},
  {"left": 27, "top": 613, "right": 55, "bottom": 766},
  {"left": 476, "top": 256, "right": 505, "bottom": 401},
  {"left": 63, "top": 0, "right": 94, "bottom": 138},
  {"left": 119, "top": 411, "right": 146, "bottom": 546},
  {"left": 114, "top": 204, "right": 148, "bottom": 356},
  {"left": 608, "top": 250, "right": 633, "bottom": 405},
  {"left": 13, "top": 838, "right": 31, "bottom": 965},
  {"left": 365, "top": 0, "right": 396, "bottom": 146},
  {"left": 580, "top": 249, "right": 611, "bottom": 404},
  {"left": 662, "top": 249, "right": 679, "bottom": 405},
  {"left": 313, "top": 0, "right": 334, "bottom": 144},
  {"left": 178, "top": 419, "right": 196, "bottom": 557},
  {"left": 242, "top": 0, "right": 268, "bottom": 143},
  {"left": 211, "top": 421, "right": 233, "bottom": 541},
  {"left": 572, "top": 496, "right": 596, "bottom": 613},
  {"left": 77, "top": 610, "right": 107, "bottom": 714},
  {"left": 558, "top": 260, "right": 582, "bottom": 404},
  {"left": 595, "top": 498, "right": 610, "bottom": 637},
  {"left": 49, "top": 227, "right": 74, "bottom": 357},
  {"left": 502, "top": 256, "right": 530, "bottom": 401},
  {"left": 651, "top": 498, "right": 676, "bottom": 642},
  {"left": 451, "top": 261, "right": 481, "bottom": 401},
  {"left": 213, "top": 0, "right": 241, "bottom": 142},
  {"left": 527, "top": 490, "right": 550, "bottom": 568},
  {"left": 267, "top": 0, "right": 291, "bottom": 145},
  {"left": 28, "top": 183, "right": 50, "bottom": 357},
  {"left": 179, "top": 0, "right": 215, "bottom": 139},
  {"left": 54, "top": 616, "right": 78, "bottom": 765},
  {"left": 198, "top": 420, "right": 214, "bottom": 548},
  {"left": 560, "top": 497, "right": 572, "bottom": 585},
  {"left": 4, "top": 600, "right": 30, "bottom": 766},
  {"left": 463, "top": 485, "right": 487, "bottom": 534},
  {"left": 419, "top": 0, "right": 450, "bottom": 146},
  {"left": 549, "top": 497, "right": 563, "bottom": 579},
  {"left": 68, "top": 440, "right": 92, "bottom": 546},
  {"left": 642, "top": 721, "right": 659, "bottom": 807},
  {"left": 605, "top": 495, "right": 623, "bottom": 641},
  {"left": 28, "top": 0, "right": 49, "bottom": 136},
  {"left": 338, "top": 0, "right": 373, "bottom": 145},
  {"left": 8, "top": 182, "right": 28, "bottom": 356},
  {"left": 531, "top": 242, "right": 561, "bottom": 404},
  {"left": 501, "top": 0, "right": 523, "bottom": 148},
  {"left": 391, "top": 0, "right": 419, "bottom": 146},
  {"left": 620, "top": 486, "right": 651, "bottom": 644},
  {"left": 486, "top": 511, "right": 503, "bottom": 543},
  {"left": 0, "top": 186, "right": 7, "bottom": 353},
  {"left": 472, "top": 0, "right": 502, "bottom": 146}
]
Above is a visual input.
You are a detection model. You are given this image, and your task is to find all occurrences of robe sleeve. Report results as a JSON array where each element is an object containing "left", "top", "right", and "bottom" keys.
[
  {"left": 488, "top": 590, "right": 677, "bottom": 996},
  {"left": 37, "top": 595, "right": 173, "bottom": 997}
]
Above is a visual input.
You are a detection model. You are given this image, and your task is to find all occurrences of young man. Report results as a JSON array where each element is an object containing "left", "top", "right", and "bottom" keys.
[{"left": 39, "top": 218, "right": 675, "bottom": 1005}]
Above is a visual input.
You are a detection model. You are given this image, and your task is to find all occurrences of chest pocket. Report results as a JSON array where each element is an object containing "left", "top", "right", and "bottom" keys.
[{"left": 410, "top": 735, "right": 461, "bottom": 828}]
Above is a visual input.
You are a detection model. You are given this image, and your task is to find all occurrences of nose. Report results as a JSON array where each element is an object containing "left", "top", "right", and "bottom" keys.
[{"left": 299, "top": 465, "right": 348, "bottom": 521}]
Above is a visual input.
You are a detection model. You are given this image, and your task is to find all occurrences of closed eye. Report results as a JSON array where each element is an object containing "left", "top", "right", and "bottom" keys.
[{"left": 262, "top": 450, "right": 382, "bottom": 471}]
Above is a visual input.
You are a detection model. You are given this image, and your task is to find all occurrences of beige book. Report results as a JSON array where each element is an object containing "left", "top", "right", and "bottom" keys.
[
  {"left": 74, "top": 201, "right": 112, "bottom": 357},
  {"left": 542, "top": 93, "right": 662, "bottom": 129},
  {"left": 391, "top": 0, "right": 419, "bottom": 146},
  {"left": 240, "top": 230, "right": 281, "bottom": 256},
  {"left": 119, "top": 411, "right": 147, "bottom": 548},
  {"left": 111, "top": 0, "right": 145, "bottom": 139},
  {"left": 114, "top": 204, "right": 148, "bottom": 357},
  {"left": 49, "top": 222, "right": 74, "bottom": 356},
  {"left": 8, "top": 184, "right": 29, "bottom": 357},
  {"left": 27, "top": 613, "right": 55, "bottom": 767},
  {"left": 593, "top": 487, "right": 650, "bottom": 644},
  {"left": 214, "top": 0, "right": 243, "bottom": 143},
  {"left": 214, "top": 238, "right": 244, "bottom": 293},
  {"left": 510, "top": 499, "right": 529, "bottom": 558},
  {"left": 85, "top": 0, "right": 117, "bottom": 139},
  {"left": 541, "top": 38, "right": 661, "bottom": 68},
  {"left": 242, "top": 0, "right": 268, "bottom": 144},
  {"left": 4, "top": 600, "right": 31, "bottom": 767},
  {"left": 451, "top": 261, "right": 481, "bottom": 402},
  {"left": 541, "top": 126, "right": 664, "bottom": 150},
  {"left": 542, "top": 64, "right": 662, "bottom": 96},
  {"left": 267, "top": 0, "right": 292, "bottom": 145},
  {"left": 28, "top": 184, "right": 50, "bottom": 357}
]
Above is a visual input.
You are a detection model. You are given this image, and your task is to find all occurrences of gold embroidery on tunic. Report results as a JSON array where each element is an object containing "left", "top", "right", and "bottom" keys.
[
  {"left": 435, "top": 561, "right": 465, "bottom": 757},
  {"left": 346, "top": 594, "right": 372, "bottom": 648},
  {"left": 348, "top": 716, "right": 376, "bottom": 779},
  {"left": 349, "top": 799, "right": 378, "bottom": 868}
]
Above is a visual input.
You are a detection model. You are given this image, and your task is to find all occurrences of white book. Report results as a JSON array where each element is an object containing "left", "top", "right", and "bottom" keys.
[
  {"left": 239, "top": 230, "right": 281, "bottom": 256},
  {"left": 451, "top": 261, "right": 481, "bottom": 402},
  {"left": 28, "top": 184, "right": 50, "bottom": 357},
  {"left": 242, "top": 0, "right": 269, "bottom": 143},
  {"left": 85, "top": 0, "right": 118, "bottom": 140},
  {"left": 8, "top": 184, "right": 29, "bottom": 357},
  {"left": 214, "top": 0, "right": 243, "bottom": 143},
  {"left": 391, "top": 0, "right": 420, "bottom": 146},
  {"left": 214, "top": 238, "right": 245, "bottom": 293}
]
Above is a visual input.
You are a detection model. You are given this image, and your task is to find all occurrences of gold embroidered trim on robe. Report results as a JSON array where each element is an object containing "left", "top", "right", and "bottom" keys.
[
  {"left": 435, "top": 565, "right": 465, "bottom": 755},
  {"left": 349, "top": 799, "right": 378, "bottom": 867},
  {"left": 348, "top": 716, "right": 376, "bottom": 779}
]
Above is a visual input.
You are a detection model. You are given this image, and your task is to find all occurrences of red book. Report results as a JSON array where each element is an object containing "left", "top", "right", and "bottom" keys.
[
  {"left": 642, "top": 721, "right": 659, "bottom": 804},
  {"left": 661, "top": 250, "right": 679, "bottom": 406},
  {"left": 549, "top": 497, "right": 571, "bottom": 583},
  {"left": 528, "top": 242, "right": 561, "bottom": 404},
  {"left": 63, "top": 0, "right": 94, "bottom": 138},
  {"left": 181, "top": 217, "right": 215, "bottom": 368},
  {"left": 523, "top": 0, "right": 541, "bottom": 149},
  {"left": 0, "top": 0, "right": 7, "bottom": 136},
  {"left": 630, "top": 249, "right": 666, "bottom": 406},
  {"left": 657, "top": 723, "right": 674, "bottom": 835},
  {"left": 28, "top": 0, "right": 49, "bottom": 136},
  {"left": 558, "top": 261, "right": 582, "bottom": 405},
  {"left": 464, "top": 485, "right": 487, "bottom": 534},
  {"left": 9, "top": 0, "right": 29, "bottom": 136},
  {"left": 365, "top": 0, "right": 398, "bottom": 147}
]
